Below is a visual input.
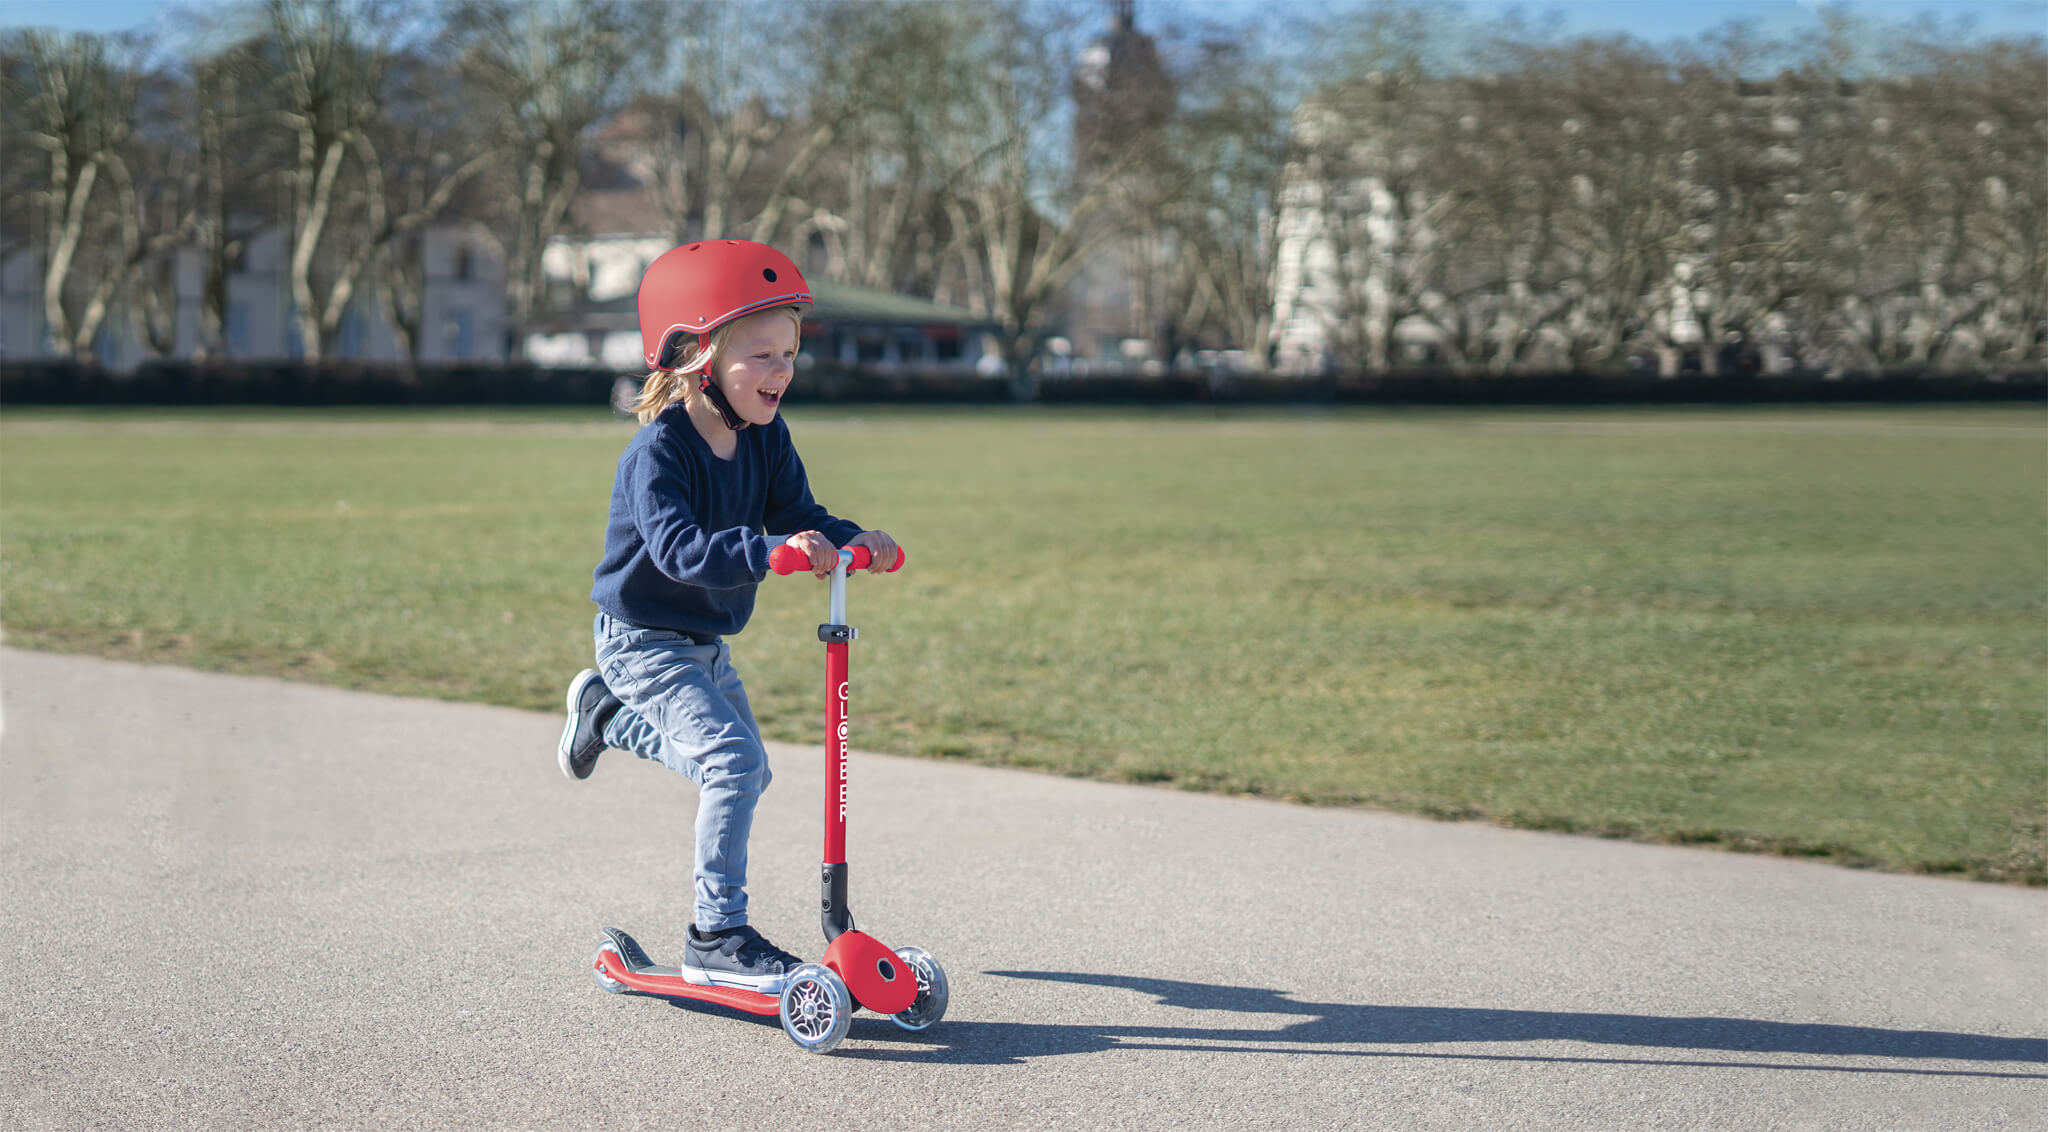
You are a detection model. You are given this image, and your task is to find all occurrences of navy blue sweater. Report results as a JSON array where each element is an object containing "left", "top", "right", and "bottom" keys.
[{"left": 590, "top": 406, "right": 862, "bottom": 636}]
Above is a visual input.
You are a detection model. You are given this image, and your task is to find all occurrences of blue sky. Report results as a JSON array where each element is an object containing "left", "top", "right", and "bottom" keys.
[
  {"left": 3, "top": 0, "right": 2042, "bottom": 42},
  {"left": 1462, "top": 0, "right": 2043, "bottom": 44},
  {"left": 1, "top": 0, "right": 172, "bottom": 34}
]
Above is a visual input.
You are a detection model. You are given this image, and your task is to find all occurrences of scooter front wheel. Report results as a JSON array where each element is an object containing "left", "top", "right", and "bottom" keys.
[
  {"left": 889, "top": 947, "right": 949, "bottom": 1032},
  {"left": 779, "top": 964, "right": 854, "bottom": 1053}
]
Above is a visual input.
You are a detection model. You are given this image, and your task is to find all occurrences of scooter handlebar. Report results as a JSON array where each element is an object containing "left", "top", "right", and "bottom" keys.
[{"left": 768, "top": 543, "right": 906, "bottom": 576}]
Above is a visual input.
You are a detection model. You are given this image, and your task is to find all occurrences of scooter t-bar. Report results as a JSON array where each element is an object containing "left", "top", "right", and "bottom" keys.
[
  {"left": 767, "top": 541, "right": 905, "bottom": 890},
  {"left": 762, "top": 540, "right": 926, "bottom": 1024}
]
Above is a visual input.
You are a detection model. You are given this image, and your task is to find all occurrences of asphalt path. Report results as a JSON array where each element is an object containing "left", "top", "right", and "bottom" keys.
[{"left": 2, "top": 647, "right": 2043, "bottom": 1129}]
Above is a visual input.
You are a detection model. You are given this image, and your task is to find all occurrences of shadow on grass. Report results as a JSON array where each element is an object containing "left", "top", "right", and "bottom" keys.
[{"left": 829, "top": 970, "right": 2048, "bottom": 1075}]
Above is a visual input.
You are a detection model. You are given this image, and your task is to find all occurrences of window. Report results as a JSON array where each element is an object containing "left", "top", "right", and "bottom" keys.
[
  {"left": 447, "top": 309, "right": 474, "bottom": 358},
  {"left": 226, "top": 301, "right": 250, "bottom": 353},
  {"left": 337, "top": 303, "right": 364, "bottom": 357}
]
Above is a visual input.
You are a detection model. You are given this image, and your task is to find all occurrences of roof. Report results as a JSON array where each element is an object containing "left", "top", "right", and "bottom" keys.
[
  {"left": 807, "top": 281, "right": 991, "bottom": 328},
  {"left": 531, "top": 279, "right": 994, "bottom": 334},
  {"left": 566, "top": 189, "right": 668, "bottom": 238}
]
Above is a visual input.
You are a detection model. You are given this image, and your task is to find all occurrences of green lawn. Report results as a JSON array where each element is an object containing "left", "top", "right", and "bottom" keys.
[{"left": 3, "top": 404, "right": 2042, "bottom": 882}]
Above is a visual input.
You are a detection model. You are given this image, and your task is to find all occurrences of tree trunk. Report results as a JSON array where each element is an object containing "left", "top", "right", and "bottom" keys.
[
  {"left": 289, "top": 135, "right": 350, "bottom": 362},
  {"left": 41, "top": 157, "right": 98, "bottom": 357}
]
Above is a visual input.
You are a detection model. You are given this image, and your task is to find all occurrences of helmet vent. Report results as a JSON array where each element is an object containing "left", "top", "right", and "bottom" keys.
[{"left": 763, "top": 267, "right": 778, "bottom": 283}]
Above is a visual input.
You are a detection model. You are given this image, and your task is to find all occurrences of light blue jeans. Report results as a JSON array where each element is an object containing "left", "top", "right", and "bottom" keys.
[{"left": 594, "top": 612, "right": 772, "bottom": 933}]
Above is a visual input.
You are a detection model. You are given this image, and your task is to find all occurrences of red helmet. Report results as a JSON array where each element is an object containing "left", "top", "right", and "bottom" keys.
[{"left": 637, "top": 239, "right": 812, "bottom": 371}]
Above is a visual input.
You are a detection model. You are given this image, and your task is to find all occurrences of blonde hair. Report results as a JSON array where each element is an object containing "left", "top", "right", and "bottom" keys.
[{"left": 631, "top": 307, "right": 804, "bottom": 425}]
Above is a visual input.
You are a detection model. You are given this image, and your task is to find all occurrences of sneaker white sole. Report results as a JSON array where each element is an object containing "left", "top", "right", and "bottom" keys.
[
  {"left": 559, "top": 669, "right": 601, "bottom": 780},
  {"left": 680, "top": 962, "right": 787, "bottom": 995}
]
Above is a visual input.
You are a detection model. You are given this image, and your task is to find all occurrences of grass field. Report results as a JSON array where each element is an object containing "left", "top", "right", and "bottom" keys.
[{"left": 2, "top": 404, "right": 2042, "bottom": 882}]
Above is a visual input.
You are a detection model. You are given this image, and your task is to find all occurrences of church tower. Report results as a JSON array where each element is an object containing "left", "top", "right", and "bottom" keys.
[
  {"left": 1063, "top": 1, "right": 1177, "bottom": 366},
  {"left": 1071, "top": 0, "right": 1174, "bottom": 177}
]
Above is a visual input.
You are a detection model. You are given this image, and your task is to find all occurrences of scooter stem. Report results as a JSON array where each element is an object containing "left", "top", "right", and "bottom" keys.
[
  {"left": 768, "top": 543, "right": 904, "bottom": 945},
  {"left": 822, "top": 550, "right": 855, "bottom": 941}
]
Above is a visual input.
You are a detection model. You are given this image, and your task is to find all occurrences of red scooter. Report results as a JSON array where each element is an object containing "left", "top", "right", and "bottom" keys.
[{"left": 589, "top": 544, "right": 948, "bottom": 1054}]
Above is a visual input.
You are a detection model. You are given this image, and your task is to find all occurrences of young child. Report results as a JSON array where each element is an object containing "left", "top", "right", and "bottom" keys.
[{"left": 556, "top": 239, "right": 898, "bottom": 994}]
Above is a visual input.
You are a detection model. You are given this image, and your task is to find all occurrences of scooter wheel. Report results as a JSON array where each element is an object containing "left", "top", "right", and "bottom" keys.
[
  {"left": 889, "top": 946, "right": 948, "bottom": 1032},
  {"left": 779, "top": 964, "right": 853, "bottom": 1053},
  {"left": 590, "top": 943, "right": 628, "bottom": 994}
]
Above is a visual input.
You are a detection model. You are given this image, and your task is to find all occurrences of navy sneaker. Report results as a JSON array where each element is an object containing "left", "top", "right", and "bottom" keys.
[
  {"left": 682, "top": 925, "right": 804, "bottom": 994},
  {"left": 558, "top": 669, "right": 620, "bottom": 781}
]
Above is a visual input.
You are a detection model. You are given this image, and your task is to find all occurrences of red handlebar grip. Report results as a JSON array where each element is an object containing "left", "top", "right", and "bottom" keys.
[
  {"left": 846, "top": 546, "right": 908, "bottom": 572},
  {"left": 770, "top": 543, "right": 906, "bottom": 575},
  {"left": 768, "top": 545, "right": 810, "bottom": 575}
]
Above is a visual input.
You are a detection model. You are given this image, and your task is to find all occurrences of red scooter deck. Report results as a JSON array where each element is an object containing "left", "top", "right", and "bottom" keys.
[{"left": 592, "top": 946, "right": 783, "bottom": 1016}]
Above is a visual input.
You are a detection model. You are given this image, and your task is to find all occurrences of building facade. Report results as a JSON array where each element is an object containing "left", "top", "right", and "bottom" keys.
[{"left": 0, "top": 225, "right": 508, "bottom": 370}]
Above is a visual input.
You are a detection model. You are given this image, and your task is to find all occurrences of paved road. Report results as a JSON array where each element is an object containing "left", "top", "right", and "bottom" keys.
[{"left": 2, "top": 648, "right": 2043, "bottom": 1129}]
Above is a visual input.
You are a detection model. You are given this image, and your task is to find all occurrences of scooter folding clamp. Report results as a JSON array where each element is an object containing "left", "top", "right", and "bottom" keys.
[{"left": 817, "top": 624, "right": 856, "bottom": 643}]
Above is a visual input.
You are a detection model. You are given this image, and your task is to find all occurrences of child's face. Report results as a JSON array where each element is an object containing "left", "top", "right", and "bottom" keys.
[{"left": 710, "top": 309, "right": 799, "bottom": 426}]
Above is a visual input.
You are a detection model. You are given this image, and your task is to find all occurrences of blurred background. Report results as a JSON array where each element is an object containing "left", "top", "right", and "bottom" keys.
[{"left": 2, "top": 0, "right": 2043, "bottom": 397}]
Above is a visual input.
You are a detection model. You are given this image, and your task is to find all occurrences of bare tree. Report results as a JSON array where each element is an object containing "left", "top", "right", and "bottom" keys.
[
  {"left": 1539, "top": 40, "right": 1696, "bottom": 372},
  {"left": 1157, "top": 32, "right": 1291, "bottom": 371},
  {"left": 196, "top": 0, "right": 496, "bottom": 364},
  {"left": 1968, "top": 39, "right": 2048, "bottom": 369},
  {"left": 638, "top": 1, "right": 833, "bottom": 246},
  {"left": 1423, "top": 64, "right": 1586, "bottom": 373},
  {"left": 795, "top": 0, "right": 969, "bottom": 293},
  {"left": 1274, "top": 9, "right": 2040, "bottom": 379},
  {"left": 932, "top": 0, "right": 1161, "bottom": 386},
  {"left": 255, "top": 0, "right": 384, "bottom": 361},
  {"left": 1653, "top": 26, "right": 1817, "bottom": 375},
  {"left": 2, "top": 30, "right": 190, "bottom": 359},
  {"left": 369, "top": 46, "right": 502, "bottom": 359},
  {"left": 1826, "top": 28, "right": 2048, "bottom": 372},
  {"left": 447, "top": 0, "right": 642, "bottom": 360},
  {"left": 1287, "top": 3, "right": 1459, "bottom": 373},
  {"left": 177, "top": 42, "right": 278, "bottom": 361},
  {"left": 124, "top": 65, "right": 207, "bottom": 357}
]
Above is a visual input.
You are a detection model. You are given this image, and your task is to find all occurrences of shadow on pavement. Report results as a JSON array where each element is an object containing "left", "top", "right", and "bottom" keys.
[{"left": 832, "top": 971, "right": 2048, "bottom": 1074}]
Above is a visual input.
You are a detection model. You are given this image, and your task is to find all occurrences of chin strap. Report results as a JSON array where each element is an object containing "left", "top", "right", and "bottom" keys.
[
  {"left": 692, "top": 331, "right": 747, "bottom": 431},
  {"left": 698, "top": 374, "right": 747, "bottom": 431}
]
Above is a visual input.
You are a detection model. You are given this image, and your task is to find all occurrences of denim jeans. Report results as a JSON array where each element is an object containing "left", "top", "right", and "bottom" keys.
[{"left": 593, "top": 612, "right": 772, "bottom": 933}]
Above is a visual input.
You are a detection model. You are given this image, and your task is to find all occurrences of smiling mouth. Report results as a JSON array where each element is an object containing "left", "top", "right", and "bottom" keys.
[{"left": 759, "top": 388, "right": 783, "bottom": 405}]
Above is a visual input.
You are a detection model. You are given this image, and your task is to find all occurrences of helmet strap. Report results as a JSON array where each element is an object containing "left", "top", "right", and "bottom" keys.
[{"left": 692, "top": 331, "right": 747, "bottom": 431}]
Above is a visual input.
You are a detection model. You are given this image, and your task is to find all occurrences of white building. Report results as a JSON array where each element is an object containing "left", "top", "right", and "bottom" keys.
[
  {"left": 1267, "top": 171, "right": 1453, "bottom": 376},
  {"left": 0, "top": 225, "right": 508, "bottom": 370}
]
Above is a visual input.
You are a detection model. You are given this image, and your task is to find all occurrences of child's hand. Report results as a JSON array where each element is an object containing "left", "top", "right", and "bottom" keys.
[
  {"left": 847, "top": 530, "right": 900, "bottom": 575},
  {"left": 782, "top": 531, "right": 838, "bottom": 579}
]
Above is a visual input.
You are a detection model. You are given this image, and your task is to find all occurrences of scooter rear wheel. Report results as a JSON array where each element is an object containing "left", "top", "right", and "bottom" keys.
[
  {"left": 889, "top": 947, "right": 948, "bottom": 1032},
  {"left": 590, "top": 943, "right": 628, "bottom": 994},
  {"left": 779, "top": 964, "right": 853, "bottom": 1053}
]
